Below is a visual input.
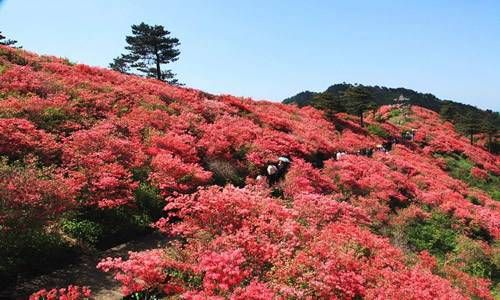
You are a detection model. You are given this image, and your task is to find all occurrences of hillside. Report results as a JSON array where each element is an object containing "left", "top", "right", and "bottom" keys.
[
  {"left": 0, "top": 46, "right": 499, "bottom": 299},
  {"left": 283, "top": 84, "right": 499, "bottom": 146}
]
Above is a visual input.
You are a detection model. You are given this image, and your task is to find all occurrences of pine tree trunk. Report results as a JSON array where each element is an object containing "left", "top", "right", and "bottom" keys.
[
  {"left": 470, "top": 133, "right": 473, "bottom": 145},
  {"left": 155, "top": 53, "right": 161, "bottom": 80},
  {"left": 154, "top": 46, "right": 161, "bottom": 80},
  {"left": 360, "top": 111, "right": 364, "bottom": 127}
]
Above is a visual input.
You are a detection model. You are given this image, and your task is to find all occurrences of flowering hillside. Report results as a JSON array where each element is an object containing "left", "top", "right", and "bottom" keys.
[{"left": 0, "top": 46, "right": 499, "bottom": 299}]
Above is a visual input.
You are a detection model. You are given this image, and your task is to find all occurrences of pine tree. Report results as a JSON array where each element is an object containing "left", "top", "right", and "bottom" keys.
[
  {"left": 0, "top": 31, "right": 19, "bottom": 47},
  {"left": 481, "top": 112, "right": 499, "bottom": 153},
  {"left": 342, "top": 86, "right": 374, "bottom": 127},
  {"left": 457, "top": 112, "right": 481, "bottom": 145},
  {"left": 109, "top": 56, "right": 130, "bottom": 74},
  {"left": 311, "top": 92, "right": 345, "bottom": 120},
  {"left": 111, "top": 23, "right": 181, "bottom": 84}
]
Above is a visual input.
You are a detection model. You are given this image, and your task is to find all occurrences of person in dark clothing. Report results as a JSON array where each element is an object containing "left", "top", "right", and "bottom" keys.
[
  {"left": 266, "top": 156, "right": 291, "bottom": 185},
  {"left": 267, "top": 164, "right": 279, "bottom": 185},
  {"left": 382, "top": 140, "right": 393, "bottom": 151}
]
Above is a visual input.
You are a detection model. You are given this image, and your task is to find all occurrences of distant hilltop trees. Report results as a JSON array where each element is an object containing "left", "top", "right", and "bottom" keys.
[
  {"left": 110, "top": 22, "right": 181, "bottom": 85},
  {"left": 284, "top": 83, "right": 499, "bottom": 153}
]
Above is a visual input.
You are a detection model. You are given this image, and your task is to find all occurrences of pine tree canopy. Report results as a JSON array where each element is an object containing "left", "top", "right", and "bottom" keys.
[{"left": 110, "top": 22, "right": 181, "bottom": 85}]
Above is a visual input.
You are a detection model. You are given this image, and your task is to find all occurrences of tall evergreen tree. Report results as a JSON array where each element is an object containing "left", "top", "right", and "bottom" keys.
[
  {"left": 311, "top": 92, "right": 345, "bottom": 120},
  {"left": 457, "top": 112, "right": 481, "bottom": 145},
  {"left": 342, "top": 86, "right": 374, "bottom": 127},
  {"left": 481, "top": 111, "right": 499, "bottom": 153},
  {"left": 0, "top": 31, "right": 19, "bottom": 47},
  {"left": 109, "top": 56, "right": 130, "bottom": 74},
  {"left": 111, "top": 23, "right": 181, "bottom": 84}
]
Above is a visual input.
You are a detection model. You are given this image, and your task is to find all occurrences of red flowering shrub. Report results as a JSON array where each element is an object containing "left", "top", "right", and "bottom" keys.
[
  {"left": 97, "top": 249, "right": 172, "bottom": 295},
  {"left": 29, "top": 285, "right": 91, "bottom": 300},
  {"left": 0, "top": 157, "right": 79, "bottom": 230},
  {"left": 282, "top": 158, "right": 336, "bottom": 197},
  {"left": 199, "top": 249, "right": 249, "bottom": 294},
  {"left": 198, "top": 115, "right": 261, "bottom": 159},
  {"left": 149, "top": 153, "right": 211, "bottom": 196},
  {"left": 148, "top": 131, "right": 199, "bottom": 163},
  {"left": 0, "top": 118, "right": 59, "bottom": 160},
  {"left": 1, "top": 47, "right": 497, "bottom": 299}
]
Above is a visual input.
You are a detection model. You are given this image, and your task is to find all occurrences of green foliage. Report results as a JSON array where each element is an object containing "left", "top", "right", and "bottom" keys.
[
  {"left": 283, "top": 91, "right": 318, "bottom": 107},
  {"left": 451, "top": 237, "right": 497, "bottom": 282},
  {"left": 134, "top": 182, "right": 164, "bottom": 220},
  {"left": 438, "top": 153, "right": 500, "bottom": 201},
  {"left": 367, "top": 124, "right": 390, "bottom": 138},
  {"left": 389, "top": 109, "right": 401, "bottom": 118},
  {"left": 61, "top": 219, "right": 103, "bottom": 245},
  {"left": 456, "top": 111, "right": 481, "bottom": 144},
  {"left": 0, "top": 31, "right": 19, "bottom": 47},
  {"left": 123, "top": 291, "right": 161, "bottom": 300},
  {"left": 38, "top": 107, "right": 70, "bottom": 131},
  {"left": 60, "top": 178, "right": 163, "bottom": 249},
  {"left": 61, "top": 208, "right": 152, "bottom": 250},
  {"left": 342, "top": 86, "right": 375, "bottom": 127},
  {"left": 111, "top": 22, "right": 181, "bottom": 84},
  {"left": 0, "top": 229, "right": 76, "bottom": 289},
  {"left": 311, "top": 92, "right": 345, "bottom": 120},
  {"left": 166, "top": 268, "right": 203, "bottom": 289},
  {"left": 405, "top": 212, "right": 457, "bottom": 257}
]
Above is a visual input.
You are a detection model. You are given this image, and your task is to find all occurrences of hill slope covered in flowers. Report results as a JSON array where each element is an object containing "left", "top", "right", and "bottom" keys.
[{"left": 0, "top": 46, "right": 499, "bottom": 299}]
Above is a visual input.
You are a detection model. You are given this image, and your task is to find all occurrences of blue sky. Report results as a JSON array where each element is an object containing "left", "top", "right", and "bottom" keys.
[{"left": 1, "top": 0, "right": 499, "bottom": 110}]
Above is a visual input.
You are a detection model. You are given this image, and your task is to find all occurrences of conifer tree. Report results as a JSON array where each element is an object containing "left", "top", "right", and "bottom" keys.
[
  {"left": 311, "top": 92, "right": 345, "bottom": 120},
  {"left": 481, "top": 111, "right": 499, "bottom": 153},
  {"left": 342, "top": 86, "right": 374, "bottom": 127},
  {"left": 458, "top": 112, "right": 481, "bottom": 145},
  {"left": 111, "top": 23, "right": 181, "bottom": 84}
]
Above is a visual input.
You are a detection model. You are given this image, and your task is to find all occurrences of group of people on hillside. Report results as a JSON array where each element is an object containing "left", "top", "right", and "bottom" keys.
[
  {"left": 334, "top": 139, "right": 396, "bottom": 160},
  {"left": 255, "top": 129, "right": 416, "bottom": 185},
  {"left": 257, "top": 156, "right": 292, "bottom": 185}
]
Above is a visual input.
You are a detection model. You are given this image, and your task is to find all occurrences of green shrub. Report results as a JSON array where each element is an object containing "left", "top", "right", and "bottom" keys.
[
  {"left": 438, "top": 153, "right": 500, "bottom": 201},
  {"left": 61, "top": 219, "right": 103, "bottom": 245},
  {"left": 134, "top": 182, "right": 164, "bottom": 220},
  {"left": 405, "top": 212, "right": 457, "bottom": 257},
  {"left": 61, "top": 207, "right": 153, "bottom": 250},
  {"left": 453, "top": 236, "right": 496, "bottom": 280},
  {"left": 37, "top": 107, "right": 70, "bottom": 131},
  {"left": 389, "top": 109, "right": 401, "bottom": 118},
  {"left": 367, "top": 124, "right": 390, "bottom": 138},
  {"left": 0, "top": 229, "right": 76, "bottom": 289}
]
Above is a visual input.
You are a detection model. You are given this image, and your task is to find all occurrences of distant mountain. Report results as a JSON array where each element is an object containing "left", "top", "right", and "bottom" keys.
[
  {"left": 283, "top": 83, "right": 495, "bottom": 116},
  {"left": 283, "top": 83, "right": 499, "bottom": 153}
]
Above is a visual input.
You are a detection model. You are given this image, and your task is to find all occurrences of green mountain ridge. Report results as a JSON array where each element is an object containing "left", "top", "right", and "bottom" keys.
[
  {"left": 283, "top": 83, "right": 496, "bottom": 113},
  {"left": 283, "top": 83, "right": 499, "bottom": 153}
]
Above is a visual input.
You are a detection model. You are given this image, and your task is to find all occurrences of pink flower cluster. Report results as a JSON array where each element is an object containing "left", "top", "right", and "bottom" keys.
[{"left": 29, "top": 285, "right": 91, "bottom": 300}]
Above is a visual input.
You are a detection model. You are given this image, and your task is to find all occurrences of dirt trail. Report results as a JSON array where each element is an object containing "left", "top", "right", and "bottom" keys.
[{"left": 7, "top": 232, "right": 169, "bottom": 299}]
